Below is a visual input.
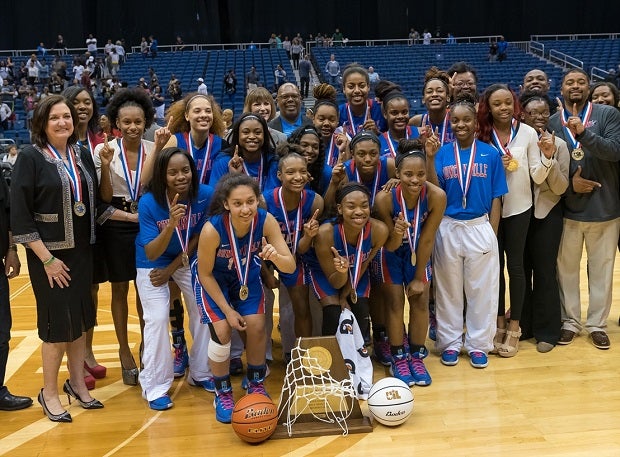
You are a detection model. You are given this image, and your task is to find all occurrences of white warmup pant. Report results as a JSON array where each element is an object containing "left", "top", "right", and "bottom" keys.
[
  {"left": 557, "top": 217, "right": 620, "bottom": 333},
  {"left": 230, "top": 284, "right": 275, "bottom": 361},
  {"left": 137, "top": 267, "right": 211, "bottom": 401},
  {"left": 433, "top": 215, "right": 499, "bottom": 354}
]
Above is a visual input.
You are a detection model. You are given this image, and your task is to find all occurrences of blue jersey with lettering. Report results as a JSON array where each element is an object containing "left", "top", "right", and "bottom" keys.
[
  {"left": 174, "top": 132, "right": 223, "bottom": 184},
  {"left": 264, "top": 187, "right": 317, "bottom": 287},
  {"left": 434, "top": 139, "right": 507, "bottom": 220},
  {"left": 135, "top": 184, "right": 214, "bottom": 268},
  {"left": 208, "top": 151, "right": 279, "bottom": 191}
]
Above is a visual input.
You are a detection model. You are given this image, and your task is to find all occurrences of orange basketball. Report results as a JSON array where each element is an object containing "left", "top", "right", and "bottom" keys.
[{"left": 231, "top": 393, "right": 278, "bottom": 443}]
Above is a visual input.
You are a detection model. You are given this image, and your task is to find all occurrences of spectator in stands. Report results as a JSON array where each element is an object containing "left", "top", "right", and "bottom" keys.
[
  {"left": 0, "top": 61, "right": 11, "bottom": 83},
  {"left": 368, "top": 66, "right": 380, "bottom": 95},
  {"left": 140, "top": 37, "right": 149, "bottom": 57},
  {"left": 295, "top": 56, "right": 309, "bottom": 99},
  {"left": 408, "top": 28, "right": 420, "bottom": 46},
  {"left": 223, "top": 69, "right": 237, "bottom": 99},
  {"left": 222, "top": 108, "right": 233, "bottom": 137},
  {"left": 324, "top": 54, "right": 340, "bottom": 87},
  {"left": 167, "top": 74, "right": 182, "bottom": 102},
  {"left": 488, "top": 41, "right": 498, "bottom": 62},
  {"left": 291, "top": 38, "right": 303, "bottom": 70},
  {"left": 589, "top": 81, "right": 620, "bottom": 109},
  {"left": 54, "top": 34, "right": 67, "bottom": 55},
  {"left": 497, "top": 36, "right": 508, "bottom": 62},
  {"left": 52, "top": 56, "right": 67, "bottom": 84},
  {"left": 24, "top": 89, "right": 38, "bottom": 129},
  {"left": 0, "top": 102, "right": 11, "bottom": 131},
  {"left": 196, "top": 77, "right": 208, "bottom": 95},
  {"left": 316, "top": 33, "right": 324, "bottom": 47},
  {"left": 149, "top": 36, "right": 158, "bottom": 57},
  {"left": 115, "top": 41, "right": 126, "bottom": 65},
  {"left": 283, "top": 36, "right": 292, "bottom": 59},
  {"left": 332, "top": 28, "right": 344, "bottom": 47},
  {"left": 104, "top": 39, "right": 114, "bottom": 56},
  {"left": 37, "top": 43, "right": 48, "bottom": 58},
  {"left": 268, "top": 33, "right": 277, "bottom": 48},
  {"left": 245, "top": 66, "right": 261, "bottom": 92},
  {"left": 26, "top": 56, "right": 40, "bottom": 87},
  {"left": 98, "top": 114, "right": 120, "bottom": 138},
  {"left": 243, "top": 86, "right": 287, "bottom": 145},
  {"left": 548, "top": 69, "right": 620, "bottom": 350},
  {"left": 447, "top": 61, "right": 478, "bottom": 102},
  {"left": 48, "top": 74, "right": 64, "bottom": 94},
  {"left": 38, "top": 58, "right": 50, "bottom": 87},
  {"left": 423, "top": 29, "right": 432, "bottom": 45},
  {"left": 2, "top": 144, "right": 19, "bottom": 165},
  {"left": 86, "top": 34, "right": 97, "bottom": 54},
  {"left": 446, "top": 33, "right": 456, "bottom": 44},
  {"left": 274, "top": 64, "right": 287, "bottom": 90},
  {"left": 173, "top": 36, "right": 186, "bottom": 52},
  {"left": 72, "top": 58, "right": 85, "bottom": 85},
  {"left": 151, "top": 85, "right": 165, "bottom": 124},
  {"left": 269, "top": 83, "right": 312, "bottom": 137},
  {"left": 519, "top": 91, "right": 569, "bottom": 353}
]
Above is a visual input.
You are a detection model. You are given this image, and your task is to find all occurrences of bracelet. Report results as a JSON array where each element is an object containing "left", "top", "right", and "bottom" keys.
[
  {"left": 43, "top": 255, "right": 55, "bottom": 266},
  {"left": 8, "top": 244, "right": 17, "bottom": 252}
]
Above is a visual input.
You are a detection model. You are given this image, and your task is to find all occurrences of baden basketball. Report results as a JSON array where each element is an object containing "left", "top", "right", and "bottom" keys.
[
  {"left": 231, "top": 393, "right": 278, "bottom": 443},
  {"left": 367, "top": 377, "right": 414, "bottom": 426}
]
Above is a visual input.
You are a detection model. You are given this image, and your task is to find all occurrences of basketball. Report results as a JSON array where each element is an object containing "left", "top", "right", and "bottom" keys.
[
  {"left": 231, "top": 393, "right": 279, "bottom": 443},
  {"left": 367, "top": 377, "right": 414, "bottom": 426}
]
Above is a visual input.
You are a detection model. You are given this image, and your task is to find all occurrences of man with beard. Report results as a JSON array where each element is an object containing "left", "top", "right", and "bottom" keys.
[
  {"left": 548, "top": 68, "right": 620, "bottom": 350},
  {"left": 268, "top": 83, "right": 312, "bottom": 137}
]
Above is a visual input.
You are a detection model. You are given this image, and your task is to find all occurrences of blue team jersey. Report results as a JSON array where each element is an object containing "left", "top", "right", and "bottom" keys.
[
  {"left": 306, "top": 163, "right": 332, "bottom": 196},
  {"left": 434, "top": 139, "right": 507, "bottom": 220},
  {"left": 174, "top": 132, "right": 223, "bottom": 184},
  {"left": 379, "top": 127, "right": 420, "bottom": 157},
  {"left": 420, "top": 112, "right": 454, "bottom": 146},
  {"left": 208, "top": 151, "right": 279, "bottom": 191},
  {"left": 339, "top": 100, "right": 387, "bottom": 135},
  {"left": 344, "top": 155, "right": 391, "bottom": 205},
  {"left": 136, "top": 184, "right": 214, "bottom": 268}
]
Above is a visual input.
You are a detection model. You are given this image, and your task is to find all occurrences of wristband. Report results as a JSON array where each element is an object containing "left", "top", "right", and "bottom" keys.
[{"left": 43, "top": 255, "right": 56, "bottom": 266}]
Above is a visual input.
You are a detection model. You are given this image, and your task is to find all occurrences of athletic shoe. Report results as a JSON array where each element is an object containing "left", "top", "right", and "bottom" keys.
[
  {"left": 188, "top": 376, "right": 215, "bottom": 392},
  {"left": 229, "top": 357, "right": 244, "bottom": 376},
  {"left": 389, "top": 352, "right": 416, "bottom": 387},
  {"left": 149, "top": 394, "right": 173, "bottom": 411},
  {"left": 469, "top": 351, "right": 488, "bottom": 368},
  {"left": 440, "top": 349, "right": 459, "bottom": 366},
  {"left": 173, "top": 344, "right": 189, "bottom": 378},
  {"left": 373, "top": 338, "right": 392, "bottom": 367},
  {"left": 409, "top": 352, "right": 432, "bottom": 386},
  {"left": 213, "top": 389, "right": 234, "bottom": 423},
  {"left": 247, "top": 379, "right": 270, "bottom": 398},
  {"left": 241, "top": 365, "right": 270, "bottom": 390}
]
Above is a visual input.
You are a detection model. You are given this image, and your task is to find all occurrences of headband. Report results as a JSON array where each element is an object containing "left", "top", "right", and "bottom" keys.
[
  {"left": 382, "top": 90, "right": 407, "bottom": 106},
  {"left": 350, "top": 130, "right": 381, "bottom": 150},
  {"left": 395, "top": 149, "right": 426, "bottom": 168},
  {"left": 336, "top": 182, "right": 371, "bottom": 204},
  {"left": 240, "top": 114, "right": 262, "bottom": 123},
  {"left": 300, "top": 127, "right": 320, "bottom": 138},
  {"left": 185, "top": 94, "right": 209, "bottom": 111}
]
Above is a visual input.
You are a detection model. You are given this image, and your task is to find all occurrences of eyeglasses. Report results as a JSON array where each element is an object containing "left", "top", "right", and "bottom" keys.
[
  {"left": 453, "top": 81, "right": 476, "bottom": 88},
  {"left": 525, "top": 110, "right": 550, "bottom": 118}
]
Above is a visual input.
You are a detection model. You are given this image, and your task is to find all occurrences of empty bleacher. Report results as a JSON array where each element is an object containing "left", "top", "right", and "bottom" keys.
[{"left": 540, "top": 38, "right": 620, "bottom": 72}]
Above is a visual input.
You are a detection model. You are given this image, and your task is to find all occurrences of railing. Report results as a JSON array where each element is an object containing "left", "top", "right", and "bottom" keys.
[
  {"left": 531, "top": 32, "right": 619, "bottom": 41},
  {"left": 591, "top": 66, "right": 611, "bottom": 81},
  {"left": 548, "top": 50, "right": 583, "bottom": 69},
  {"left": 529, "top": 41, "right": 545, "bottom": 58}
]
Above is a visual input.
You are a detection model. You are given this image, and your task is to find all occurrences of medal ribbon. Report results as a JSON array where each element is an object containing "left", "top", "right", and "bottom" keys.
[
  {"left": 453, "top": 141, "right": 477, "bottom": 206},
  {"left": 277, "top": 187, "right": 304, "bottom": 255},
  {"left": 77, "top": 135, "right": 94, "bottom": 155},
  {"left": 186, "top": 132, "right": 213, "bottom": 183},
  {"left": 167, "top": 196, "right": 192, "bottom": 259},
  {"left": 423, "top": 111, "right": 450, "bottom": 146},
  {"left": 326, "top": 135, "right": 339, "bottom": 167},
  {"left": 560, "top": 101, "right": 593, "bottom": 150},
  {"left": 118, "top": 139, "right": 145, "bottom": 202},
  {"left": 345, "top": 100, "right": 370, "bottom": 137},
  {"left": 47, "top": 144, "right": 82, "bottom": 204},
  {"left": 353, "top": 159, "right": 381, "bottom": 206},
  {"left": 383, "top": 127, "right": 412, "bottom": 158},
  {"left": 225, "top": 213, "right": 255, "bottom": 287},
  {"left": 338, "top": 222, "right": 364, "bottom": 295},
  {"left": 242, "top": 155, "right": 264, "bottom": 191},
  {"left": 491, "top": 119, "right": 519, "bottom": 157},
  {"left": 398, "top": 185, "right": 422, "bottom": 255}
]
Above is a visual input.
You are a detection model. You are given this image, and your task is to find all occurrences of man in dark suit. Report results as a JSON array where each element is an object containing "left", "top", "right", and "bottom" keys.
[{"left": 268, "top": 83, "right": 312, "bottom": 137}]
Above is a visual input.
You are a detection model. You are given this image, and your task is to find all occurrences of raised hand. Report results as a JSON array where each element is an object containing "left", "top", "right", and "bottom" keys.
[
  {"left": 168, "top": 193, "right": 187, "bottom": 226},
  {"left": 99, "top": 133, "right": 114, "bottom": 167},
  {"left": 362, "top": 108, "right": 377, "bottom": 133},
  {"left": 228, "top": 145, "right": 244, "bottom": 173},
  {"left": 258, "top": 236, "right": 279, "bottom": 261},
  {"left": 425, "top": 126, "right": 441, "bottom": 158},
  {"left": 154, "top": 116, "right": 173, "bottom": 150},
  {"left": 330, "top": 149, "right": 347, "bottom": 185},
  {"left": 572, "top": 165, "right": 601, "bottom": 193},
  {"left": 331, "top": 246, "right": 349, "bottom": 273},
  {"left": 393, "top": 211, "right": 410, "bottom": 236},
  {"left": 537, "top": 128, "right": 556, "bottom": 159},
  {"left": 303, "top": 208, "right": 320, "bottom": 238}
]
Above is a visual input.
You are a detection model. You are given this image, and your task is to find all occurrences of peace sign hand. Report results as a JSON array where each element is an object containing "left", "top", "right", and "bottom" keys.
[{"left": 331, "top": 246, "right": 349, "bottom": 273}]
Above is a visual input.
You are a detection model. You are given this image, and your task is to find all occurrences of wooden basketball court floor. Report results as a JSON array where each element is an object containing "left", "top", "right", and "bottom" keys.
[{"left": 2, "top": 247, "right": 620, "bottom": 456}]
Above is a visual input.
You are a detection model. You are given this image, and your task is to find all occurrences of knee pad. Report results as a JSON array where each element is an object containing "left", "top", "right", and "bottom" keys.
[
  {"left": 208, "top": 339, "right": 231, "bottom": 363},
  {"left": 322, "top": 305, "right": 341, "bottom": 336}
]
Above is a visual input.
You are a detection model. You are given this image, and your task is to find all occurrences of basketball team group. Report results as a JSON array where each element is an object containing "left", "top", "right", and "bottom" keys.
[{"left": 4, "top": 59, "right": 620, "bottom": 426}]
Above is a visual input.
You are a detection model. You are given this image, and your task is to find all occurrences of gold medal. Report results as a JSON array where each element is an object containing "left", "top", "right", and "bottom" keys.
[
  {"left": 350, "top": 289, "right": 357, "bottom": 304},
  {"left": 74, "top": 201, "right": 86, "bottom": 217},
  {"left": 571, "top": 147, "right": 584, "bottom": 161},
  {"left": 507, "top": 158, "right": 519, "bottom": 172},
  {"left": 181, "top": 252, "right": 189, "bottom": 267},
  {"left": 411, "top": 252, "right": 417, "bottom": 266},
  {"left": 130, "top": 201, "right": 139, "bottom": 213},
  {"left": 239, "top": 284, "right": 249, "bottom": 301}
]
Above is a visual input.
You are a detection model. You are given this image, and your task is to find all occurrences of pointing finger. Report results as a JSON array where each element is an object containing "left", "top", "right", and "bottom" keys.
[
  {"left": 166, "top": 116, "right": 173, "bottom": 130},
  {"left": 104, "top": 132, "right": 109, "bottom": 146},
  {"left": 262, "top": 236, "right": 268, "bottom": 247},
  {"left": 330, "top": 246, "right": 341, "bottom": 258},
  {"left": 172, "top": 193, "right": 179, "bottom": 206},
  {"left": 310, "top": 208, "right": 320, "bottom": 221},
  {"left": 572, "top": 102, "right": 578, "bottom": 117}
]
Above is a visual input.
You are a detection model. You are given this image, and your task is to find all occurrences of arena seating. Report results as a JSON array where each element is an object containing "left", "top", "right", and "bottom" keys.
[{"left": 540, "top": 38, "right": 620, "bottom": 72}]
